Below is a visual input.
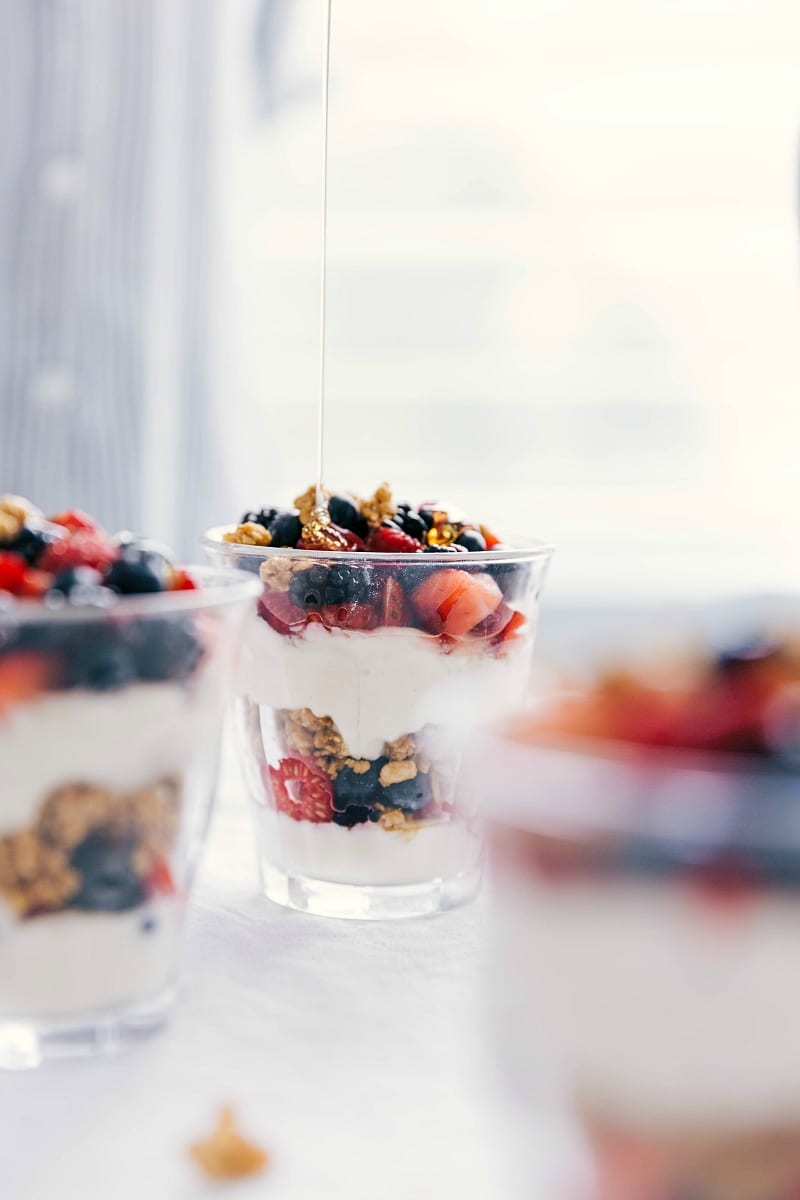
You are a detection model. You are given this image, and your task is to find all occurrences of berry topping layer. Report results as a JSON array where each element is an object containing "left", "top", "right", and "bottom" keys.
[
  {"left": 220, "top": 484, "right": 532, "bottom": 649},
  {"left": 0, "top": 494, "right": 199, "bottom": 603},
  {"left": 516, "top": 639, "right": 800, "bottom": 763}
]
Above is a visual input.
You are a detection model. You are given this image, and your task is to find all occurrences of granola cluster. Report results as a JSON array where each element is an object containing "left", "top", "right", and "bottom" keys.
[
  {"left": 359, "top": 482, "right": 396, "bottom": 528},
  {"left": 271, "top": 707, "right": 456, "bottom": 829},
  {"left": 222, "top": 522, "right": 272, "bottom": 547},
  {"left": 0, "top": 494, "right": 38, "bottom": 543},
  {"left": 0, "top": 777, "right": 180, "bottom": 917},
  {"left": 258, "top": 557, "right": 308, "bottom": 592}
]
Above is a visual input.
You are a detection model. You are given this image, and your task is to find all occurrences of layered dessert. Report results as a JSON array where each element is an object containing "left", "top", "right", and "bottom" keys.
[
  {"left": 206, "top": 484, "right": 552, "bottom": 913},
  {"left": 484, "top": 640, "right": 800, "bottom": 1200},
  {"left": 0, "top": 496, "right": 224, "bottom": 1027}
]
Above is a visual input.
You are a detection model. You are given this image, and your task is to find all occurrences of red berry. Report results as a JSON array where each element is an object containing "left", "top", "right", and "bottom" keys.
[
  {"left": 147, "top": 856, "right": 177, "bottom": 896},
  {"left": 257, "top": 590, "right": 309, "bottom": 636},
  {"left": 18, "top": 568, "right": 55, "bottom": 598},
  {"left": 39, "top": 532, "right": 119, "bottom": 574},
  {"left": 366, "top": 525, "right": 423, "bottom": 554},
  {"left": 171, "top": 568, "right": 198, "bottom": 592},
  {"left": 267, "top": 757, "right": 334, "bottom": 823},
  {"left": 0, "top": 552, "right": 27, "bottom": 594},
  {"left": 48, "top": 509, "right": 102, "bottom": 535}
]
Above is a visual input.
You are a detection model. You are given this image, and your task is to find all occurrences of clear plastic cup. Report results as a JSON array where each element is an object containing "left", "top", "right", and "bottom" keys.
[
  {"left": 203, "top": 531, "right": 553, "bottom": 919},
  {"left": 0, "top": 567, "right": 259, "bottom": 1068},
  {"left": 474, "top": 723, "right": 800, "bottom": 1200}
]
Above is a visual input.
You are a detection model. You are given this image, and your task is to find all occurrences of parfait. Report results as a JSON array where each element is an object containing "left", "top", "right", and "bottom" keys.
[
  {"left": 476, "top": 637, "right": 800, "bottom": 1200},
  {"left": 0, "top": 496, "right": 257, "bottom": 1065},
  {"left": 204, "top": 483, "right": 552, "bottom": 919}
]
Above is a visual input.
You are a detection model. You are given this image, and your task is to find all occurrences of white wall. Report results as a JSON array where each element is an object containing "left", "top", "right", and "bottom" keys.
[{"left": 215, "top": 0, "right": 800, "bottom": 599}]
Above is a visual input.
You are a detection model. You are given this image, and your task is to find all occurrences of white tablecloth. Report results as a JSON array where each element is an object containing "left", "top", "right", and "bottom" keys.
[{"left": 3, "top": 749, "right": 511, "bottom": 1200}]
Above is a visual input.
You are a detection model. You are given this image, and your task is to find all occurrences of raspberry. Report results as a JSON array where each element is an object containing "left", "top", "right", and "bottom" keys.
[
  {"left": 0, "top": 551, "right": 27, "bottom": 594},
  {"left": 267, "top": 757, "right": 334, "bottom": 823},
  {"left": 366, "top": 524, "right": 423, "bottom": 554},
  {"left": 171, "top": 568, "right": 198, "bottom": 591},
  {"left": 49, "top": 509, "right": 102, "bottom": 535},
  {"left": 39, "top": 532, "right": 119, "bottom": 575}
]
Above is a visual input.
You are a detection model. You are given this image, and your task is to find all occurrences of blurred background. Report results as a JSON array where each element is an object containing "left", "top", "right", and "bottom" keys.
[{"left": 1, "top": 0, "right": 798, "bottom": 601}]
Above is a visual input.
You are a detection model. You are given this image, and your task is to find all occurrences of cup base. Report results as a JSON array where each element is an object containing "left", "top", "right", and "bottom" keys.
[
  {"left": 260, "top": 863, "right": 482, "bottom": 920},
  {"left": 0, "top": 987, "right": 176, "bottom": 1071}
]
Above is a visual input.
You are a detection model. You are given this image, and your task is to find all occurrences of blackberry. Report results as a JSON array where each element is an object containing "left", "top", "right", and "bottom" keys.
[
  {"left": 326, "top": 563, "right": 368, "bottom": 604},
  {"left": 290, "top": 563, "right": 368, "bottom": 609},
  {"left": 332, "top": 805, "right": 372, "bottom": 827},
  {"left": 423, "top": 543, "right": 466, "bottom": 554},
  {"left": 131, "top": 617, "right": 203, "bottom": 682},
  {"left": 241, "top": 507, "right": 276, "bottom": 530},
  {"left": 382, "top": 770, "right": 432, "bottom": 814},
  {"left": 328, "top": 495, "right": 368, "bottom": 540},
  {"left": 455, "top": 529, "right": 487, "bottom": 553},
  {"left": 70, "top": 833, "right": 145, "bottom": 912},
  {"left": 63, "top": 626, "right": 137, "bottom": 691},
  {"left": 268, "top": 510, "right": 302, "bottom": 548}
]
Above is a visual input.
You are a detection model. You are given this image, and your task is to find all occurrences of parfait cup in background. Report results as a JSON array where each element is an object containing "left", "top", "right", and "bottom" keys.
[
  {"left": 474, "top": 720, "right": 800, "bottom": 1200},
  {"left": 0, "top": 568, "right": 259, "bottom": 1068},
  {"left": 203, "top": 531, "right": 553, "bottom": 919}
]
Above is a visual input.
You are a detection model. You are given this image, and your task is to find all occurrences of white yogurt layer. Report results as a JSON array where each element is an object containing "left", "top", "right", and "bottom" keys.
[
  {"left": 497, "top": 874, "right": 800, "bottom": 1128},
  {"left": 0, "top": 898, "right": 182, "bottom": 1019},
  {"left": 0, "top": 683, "right": 213, "bottom": 836},
  {"left": 239, "top": 615, "right": 532, "bottom": 760},
  {"left": 257, "top": 808, "right": 480, "bottom": 886}
]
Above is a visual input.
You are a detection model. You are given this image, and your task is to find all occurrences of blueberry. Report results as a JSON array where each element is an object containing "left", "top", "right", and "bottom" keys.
[
  {"left": 328, "top": 495, "right": 368, "bottom": 539},
  {"left": 418, "top": 508, "right": 435, "bottom": 530},
  {"left": 455, "top": 529, "right": 487, "bottom": 553},
  {"left": 70, "top": 834, "right": 146, "bottom": 912},
  {"left": 333, "top": 758, "right": 387, "bottom": 814},
  {"left": 6, "top": 525, "right": 58, "bottom": 566},
  {"left": 381, "top": 771, "right": 432, "bottom": 814},
  {"left": 289, "top": 569, "right": 328, "bottom": 610},
  {"left": 105, "top": 559, "right": 163, "bottom": 594},
  {"left": 50, "top": 566, "right": 106, "bottom": 599},
  {"left": 716, "top": 641, "right": 780, "bottom": 677},
  {"left": 399, "top": 509, "right": 427, "bottom": 541},
  {"left": 332, "top": 805, "right": 372, "bottom": 827},
  {"left": 63, "top": 626, "right": 137, "bottom": 691},
  {"left": 241, "top": 507, "right": 276, "bottom": 530},
  {"left": 423, "top": 544, "right": 466, "bottom": 554},
  {"left": 487, "top": 560, "right": 529, "bottom": 601},
  {"left": 267, "top": 510, "right": 302, "bottom": 548},
  {"left": 131, "top": 617, "right": 203, "bottom": 682}
]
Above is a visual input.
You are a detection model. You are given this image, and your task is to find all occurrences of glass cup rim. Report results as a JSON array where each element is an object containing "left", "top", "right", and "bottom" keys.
[
  {"left": 201, "top": 526, "right": 556, "bottom": 565},
  {"left": 0, "top": 565, "right": 262, "bottom": 627}
]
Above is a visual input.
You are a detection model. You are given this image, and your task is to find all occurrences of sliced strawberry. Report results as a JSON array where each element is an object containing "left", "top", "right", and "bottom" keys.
[
  {"left": 380, "top": 576, "right": 413, "bottom": 627},
  {"left": 48, "top": 509, "right": 102, "bottom": 536},
  {"left": 474, "top": 601, "right": 515, "bottom": 639},
  {"left": 0, "top": 552, "right": 28, "bottom": 595},
  {"left": 411, "top": 568, "right": 502, "bottom": 637},
  {"left": 39, "top": 532, "right": 119, "bottom": 574},
  {"left": 171, "top": 568, "right": 198, "bottom": 592},
  {"left": 320, "top": 601, "right": 380, "bottom": 631},
  {"left": 257, "top": 590, "right": 309, "bottom": 636},
  {"left": 147, "top": 855, "right": 177, "bottom": 896},
  {"left": 480, "top": 526, "right": 501, "bottom": 550},
  {"left": 494, "top": 609, "right": 527, "bottom": 645},
  {"left": 366, "top": 524, "right": 423, "bottom": 554},
  {"left": 0, "top": 652, "right": 57, "bottom": 715},
  {"left": 268, "top": 756, "right": 334, "bottom": 823}
]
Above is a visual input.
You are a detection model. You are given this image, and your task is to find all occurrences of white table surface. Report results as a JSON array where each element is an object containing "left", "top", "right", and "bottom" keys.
[{"left": 2, "top": 746, "right": 514, "bottom": 1200}]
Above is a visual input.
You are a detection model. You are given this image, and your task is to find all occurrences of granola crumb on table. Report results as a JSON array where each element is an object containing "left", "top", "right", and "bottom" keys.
[{"left": 190, "top": 1107, "right": 269, "bottom": 1180}]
